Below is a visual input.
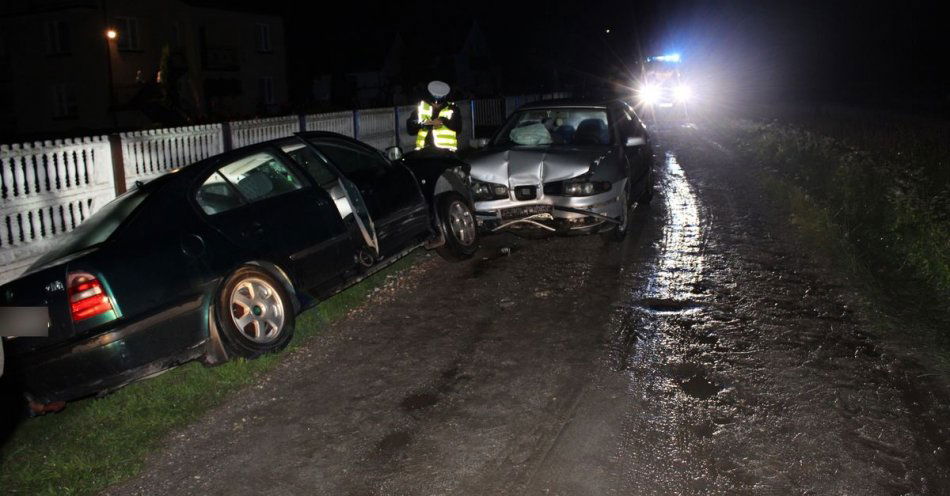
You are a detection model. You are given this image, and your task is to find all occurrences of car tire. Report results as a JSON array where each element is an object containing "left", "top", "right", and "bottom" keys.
[
  {"left": 605, "top": 179, "right": 633, "bottom": 242},
  {"left": 215, "top": 266, "right": 295, "bottom": 359},
  {"left": 435, "top": 192, "right": 479, "bottom": 261},
  {"left": 639, "top": 171, "right": 654, "bottom": 206}
]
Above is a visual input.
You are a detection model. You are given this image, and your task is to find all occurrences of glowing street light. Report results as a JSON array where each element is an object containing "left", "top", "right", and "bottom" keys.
[{"left": 106, "top": 29, "right": 118, "bottom": 40}]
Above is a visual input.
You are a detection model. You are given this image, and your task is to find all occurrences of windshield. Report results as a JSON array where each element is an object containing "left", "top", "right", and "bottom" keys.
[
  {"left": 494, "top": 108, "right": 612, "bottom": 147},
  {"left": 30, "top": 187, "right": 150, "bottom": 269}
]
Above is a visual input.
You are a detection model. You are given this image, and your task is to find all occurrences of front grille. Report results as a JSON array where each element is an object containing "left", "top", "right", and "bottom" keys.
[{"left": 514, "top": 185, "right": 537, "bottom": 201}]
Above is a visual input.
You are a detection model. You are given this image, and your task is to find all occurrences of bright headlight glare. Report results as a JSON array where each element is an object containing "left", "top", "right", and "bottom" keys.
[
  {"left": 674, "top": 84, "right": 693, "bottom": 102},
  {"left": 639, "top": 84, "right": 660, "bottom": 105}
]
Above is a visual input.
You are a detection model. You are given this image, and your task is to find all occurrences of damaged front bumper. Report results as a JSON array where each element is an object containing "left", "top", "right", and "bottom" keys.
[{"left": 474, "top": 182, "right": 625, "bottom": 234}]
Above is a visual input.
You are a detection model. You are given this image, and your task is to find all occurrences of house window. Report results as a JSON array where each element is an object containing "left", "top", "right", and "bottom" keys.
[
  {"left": 116, "top": 17, "right": 141, "bottom": 51},
  {"left": 51, "top": 83, "right": 77, "bottom": 118},
  {"left": 259, "top": 77, "right": 274, "bottom": 105},
  {"left": 256, "top": 23, "right": 271, "bottom": 53},
  {"left": 45, "top": 20, "right": 70, "bottom": 55}
]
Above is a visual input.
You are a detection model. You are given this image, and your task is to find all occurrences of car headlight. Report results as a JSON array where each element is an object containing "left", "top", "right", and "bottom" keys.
[
  {"left": 471, "top": 180, "right": 508, "bottom": 201},
  {"left": 545, "top": 177, "right": 612, "bottom": 197},
  {"left": 639, "top": 84, "right": 660, "bottom": 105},
  {"left": 674, "top": 84, "right": 693, "bottom": 102}
]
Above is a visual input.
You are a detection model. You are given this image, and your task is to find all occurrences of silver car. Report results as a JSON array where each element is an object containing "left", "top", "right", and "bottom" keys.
[{"left": 466, "top": 99, "right": 654, "bottom": 240}]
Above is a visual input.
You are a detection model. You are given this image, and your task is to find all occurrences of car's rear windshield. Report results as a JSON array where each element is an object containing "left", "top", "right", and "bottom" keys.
[
  {"left": 494, "top": 108, "right": 611, "bottom": 147},
  {"left": 30, "top": 187, "right": 150, "bottom": 269}
]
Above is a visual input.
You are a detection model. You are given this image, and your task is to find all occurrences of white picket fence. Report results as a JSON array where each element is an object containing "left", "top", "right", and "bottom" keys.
[
  {"left": 358, "top": 107, "right": 397, "bottom": 151},
  {"left": 122, "top": 124, "right": 224, "bottom": 184},
  {"left": 305, "top": 111, "right": 355, "bottom": 136},
  {"left": 0, "top": 137, "right": 116, "bottom": 281},
  {"left": 0, "top": 94, "right": 566, "bottom": 284},
  {"left": 230, "top": 115, "right": 299, "bottom": 149}
]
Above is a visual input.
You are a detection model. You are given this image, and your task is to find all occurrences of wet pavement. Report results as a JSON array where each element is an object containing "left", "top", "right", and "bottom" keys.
[{"left": 106, "top": 125, "right": 950, "bottom": 495}]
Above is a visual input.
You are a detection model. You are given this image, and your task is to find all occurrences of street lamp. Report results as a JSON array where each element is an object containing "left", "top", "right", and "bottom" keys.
[{"left": 104, "top": 28, "right": 118, "bottom": 128}]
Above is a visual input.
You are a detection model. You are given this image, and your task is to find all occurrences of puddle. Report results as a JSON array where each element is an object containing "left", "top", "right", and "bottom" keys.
[
  {"left": 678, "top": 374, "right": 720, "bottom": 400},
  {"left": 646, "top": 152, "right": 704, "bottom": 298},
  {"left": 632, "top": 298, "right": 703, "bottom": 315}
]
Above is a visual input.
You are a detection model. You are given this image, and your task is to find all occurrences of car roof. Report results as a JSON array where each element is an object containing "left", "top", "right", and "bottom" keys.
[{"left": 516, "top": 98, "right": 625, "bottom": 111}]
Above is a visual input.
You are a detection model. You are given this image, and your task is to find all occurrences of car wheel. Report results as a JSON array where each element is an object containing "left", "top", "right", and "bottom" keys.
[
  {"left": 215, "top": 266, "right": 295, "bottom": 359},
  {"left": 639, "top": 171, "right": 654, "bottom": 206},
  {"left": 605, "top": 179, "right": 633, "bottom": 242},
  {"left": 435, "top": 193, "right": 479, "bottom": 261}
]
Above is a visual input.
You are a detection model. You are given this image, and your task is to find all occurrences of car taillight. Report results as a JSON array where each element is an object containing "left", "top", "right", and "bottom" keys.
[{"left": 67, "top": 272, "right": 113, "bottom": 321}]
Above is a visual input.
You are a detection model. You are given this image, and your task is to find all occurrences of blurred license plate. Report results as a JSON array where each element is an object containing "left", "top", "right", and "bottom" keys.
[
  {"left": 501, "top": 205, "right": 552, "bottom": 219},
  {"left": 0, "top": 307, "right": 50, "bottom": 337}
]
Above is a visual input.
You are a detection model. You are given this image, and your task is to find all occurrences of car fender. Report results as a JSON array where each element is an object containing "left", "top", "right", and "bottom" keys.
[{"left": 402, "top": 154, "right": 473, "bottom": 206}]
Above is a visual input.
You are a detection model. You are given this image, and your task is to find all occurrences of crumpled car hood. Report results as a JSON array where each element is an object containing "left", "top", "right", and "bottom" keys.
[{"left": 468, "top": 147, "right": 610, "bottom": 186}]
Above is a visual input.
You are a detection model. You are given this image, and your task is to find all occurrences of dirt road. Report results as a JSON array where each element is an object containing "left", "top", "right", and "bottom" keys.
[{"left": 106, "top": 126, "right": 950, "bottom": 495}]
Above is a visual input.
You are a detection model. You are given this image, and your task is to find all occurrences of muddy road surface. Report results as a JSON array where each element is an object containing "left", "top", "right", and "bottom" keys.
[{"left": 107, "top": 126, "right": 950, "bottom": 495}]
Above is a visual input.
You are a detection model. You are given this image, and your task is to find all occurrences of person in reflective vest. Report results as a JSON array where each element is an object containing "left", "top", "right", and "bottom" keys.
[{"left": 406, "top": 80, "right": 461, "bottom": 152}]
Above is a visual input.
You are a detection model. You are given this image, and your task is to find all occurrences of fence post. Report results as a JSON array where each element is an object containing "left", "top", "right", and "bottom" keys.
[
  {"left": 353, "top": 110, "right": 360, "bottom": 140},
  {"left": 221, "top": 121, "right": 233, "bottom": 151},
  {"left": 393, "top": 107, "right": 399, "bottom": 148},
  {"left": 470, "top": 100, "right": 476, "bottom": 140},
  {"left": 298, "top": 114, "right": 306, "bottom": 133},
  {"left": 108, "top": 134, "right": 126, "bottom": 195}
]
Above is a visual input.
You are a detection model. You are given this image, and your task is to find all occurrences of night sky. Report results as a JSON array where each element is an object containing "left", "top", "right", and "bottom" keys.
[{"left": 203, "top": 0, "right": 949, "bottom": 106}]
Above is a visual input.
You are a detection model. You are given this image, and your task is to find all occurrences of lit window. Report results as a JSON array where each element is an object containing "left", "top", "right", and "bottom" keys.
[
  {"left": 256, "top": 23, "right": 271, "bottom": 53},
  {"left": 116, "top": 17, "right": 141, "bottom": 51},
  {"left": 45, "top": 20, "right": 70, "bottom": 55},
  {"left": 51, "top": 83, "right": 78, "bottom": 118}
]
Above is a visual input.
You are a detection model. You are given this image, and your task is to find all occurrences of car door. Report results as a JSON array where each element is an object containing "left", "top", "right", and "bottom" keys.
[
  {"left": 305, "top": 136, "right": 429, "bottom": 258},
  {"left": 196, "top": 148, "right": 351, "bottom": 290}
]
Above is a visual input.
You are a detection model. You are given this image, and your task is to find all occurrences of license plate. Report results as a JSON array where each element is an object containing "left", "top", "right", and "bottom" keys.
[
  {"left": 500, "top": 205, "right": 552, "bottom": 220},
  {"left": 0, "top": 307, "right": 50, "bottom": 337}
]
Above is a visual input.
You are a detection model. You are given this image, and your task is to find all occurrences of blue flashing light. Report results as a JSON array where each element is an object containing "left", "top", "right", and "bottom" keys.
[{"left": 653, "top": 53, "right": 681, "bottom": 63}]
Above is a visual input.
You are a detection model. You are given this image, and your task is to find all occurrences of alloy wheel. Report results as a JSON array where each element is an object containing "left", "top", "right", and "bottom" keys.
[
  {"left": 448, "top": 201, "right": 476, "bottom": 246},
  {"left": 229, "top": 277, "right": 285, "bottom": 343}
]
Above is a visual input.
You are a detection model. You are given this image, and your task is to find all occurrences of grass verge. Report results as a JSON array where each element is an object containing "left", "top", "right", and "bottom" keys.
[
  {"left": 0, "top": 251, "right": 424, "bottom": 495},
  {"left": 724, "top": 117, "right": 950, "bottom": 373},
  {"left": 728, "top": 119, "right": 949, "bottom": 299}
]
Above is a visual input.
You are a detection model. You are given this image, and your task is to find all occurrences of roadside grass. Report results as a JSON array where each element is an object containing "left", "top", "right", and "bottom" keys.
[
  {"left": 0, "top": 251, "right": 424, "bottom": 495},
  {"left": 728, "top": 119, "right": 950, "bottom": 299},
  {"left": 725, "top": 117, "right": 950, "bottom": 372}
]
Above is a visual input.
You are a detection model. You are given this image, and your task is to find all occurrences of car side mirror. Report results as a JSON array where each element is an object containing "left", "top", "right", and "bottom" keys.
[
  {"left": 625, "top": 136, "right": 646, "bottom": 147},
  {"left": 386, "top": 146, "right": 403, "bottom": 161},
  {"left": 470, "top": 138, "right": 489, "bottom": 149}
]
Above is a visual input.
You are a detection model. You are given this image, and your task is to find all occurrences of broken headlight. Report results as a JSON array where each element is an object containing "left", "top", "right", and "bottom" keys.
[
  {"left": 543, "top": 177, "right": 612, "bottom": 197},
  {"left": 471, "top": 180, "right": 508, "bottom": 201}
]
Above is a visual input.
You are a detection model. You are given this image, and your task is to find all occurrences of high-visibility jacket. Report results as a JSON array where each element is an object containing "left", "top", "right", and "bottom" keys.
[{"left": 415, "top": 101, "right": 458, "bottom": 151}]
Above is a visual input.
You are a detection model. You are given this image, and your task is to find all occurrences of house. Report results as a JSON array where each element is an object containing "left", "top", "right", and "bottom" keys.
[
  {"left": 0, "top": 0, "right": 288, "bottom": 138},
  {"left": 309, "top": 21, "right": 499, "bottom": 109}
]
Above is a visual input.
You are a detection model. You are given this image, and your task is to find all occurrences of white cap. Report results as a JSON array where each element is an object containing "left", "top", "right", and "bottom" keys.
[{"left": 427, "top": 80, "right": 450, "bottom": 99}]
